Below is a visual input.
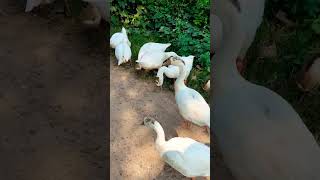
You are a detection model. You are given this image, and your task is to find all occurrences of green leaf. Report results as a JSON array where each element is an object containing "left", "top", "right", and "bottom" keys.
[{"left": 312, "top": 17, "right": 320, "bottom": 34}]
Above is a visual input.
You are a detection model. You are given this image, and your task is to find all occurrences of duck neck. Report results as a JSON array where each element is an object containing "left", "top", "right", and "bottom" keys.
[
  {"left": 174, "top": 63, "right": 187, "bottom": 91},
  {"left": 157, "top": 66, "right": 167, "bottom": 77},
  {"left": 153, "top": 122, "right": 166, "bottom": 148},
  {"left": 157, "top": 66, "right": 168, "bottom": 86},
  {"left": 212, "top": 0, "right": 244, "bottom": 91}
]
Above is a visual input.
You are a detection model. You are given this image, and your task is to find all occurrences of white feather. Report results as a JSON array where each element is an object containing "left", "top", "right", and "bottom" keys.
[
  {"left": 136, "top": 51, "right": 178, "bottom": 70},
  {"left": 137, "top": 42, "right": 171, "bottom": 62},
  {"left": 144, "top": 118, "right": 210, "bottom": 178},
  {"left": 156, "top": 55, "right": 194, "bottom": 86},
  {"left": 115, "top": 42, "right": 131, "bottom": 66},
  {"left": 110, "top": 27, "right": 131, "bottom": 48}
]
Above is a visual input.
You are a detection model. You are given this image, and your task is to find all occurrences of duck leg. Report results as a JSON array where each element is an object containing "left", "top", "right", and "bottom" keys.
[{"left": 191, "top": 177, "right": 196, "bottom": 180}]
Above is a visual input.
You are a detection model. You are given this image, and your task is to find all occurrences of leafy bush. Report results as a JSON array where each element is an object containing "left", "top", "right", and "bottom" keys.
[
  {"left": 111, "top": 0, "right": 210, "bottom": 97},
  {"left": 268, "top": 0, "right": 320, "bottom": 18}
]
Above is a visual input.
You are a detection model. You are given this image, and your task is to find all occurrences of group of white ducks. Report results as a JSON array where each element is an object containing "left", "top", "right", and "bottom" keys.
[{"left": 110, "top": 27, "right": 211, "bottom": 179}]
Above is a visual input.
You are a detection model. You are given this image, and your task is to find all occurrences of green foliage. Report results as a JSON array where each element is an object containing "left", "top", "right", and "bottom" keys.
[
  {"left": 312, "top": 16, "right": 320, "bottom": 34},
  {"left": 111, "top": 0, "right": 210, "bottom": 97},
  {"left": 268, "top": 0, "right": 320, "bottom": 19},
  {"left": 304, "top": 0, "right": 320, "bottom": 17}
]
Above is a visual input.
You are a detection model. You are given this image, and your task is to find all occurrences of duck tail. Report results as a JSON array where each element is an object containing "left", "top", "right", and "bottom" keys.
[
  {"left": 122, "top": 27, "right": 127, "bottom": 36},
  {"left": 165, "top": 43, "right": 171, "bottom": 48},
  {"left": 118, "top": 56, "right": 125, "bottom": 66}
]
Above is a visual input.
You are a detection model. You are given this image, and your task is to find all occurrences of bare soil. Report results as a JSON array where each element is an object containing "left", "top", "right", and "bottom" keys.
[
  {"left": 0, "top": 1, "right": 107, "bottom": 180},
  {"left": 109, "top": 58, "right": 213, "bottom": 180}
]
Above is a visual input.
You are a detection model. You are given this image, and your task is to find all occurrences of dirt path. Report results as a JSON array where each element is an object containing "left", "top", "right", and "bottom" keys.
[
  {"left": 0, "top": 1, "right": 107, "bottom": 179},
  {"left": 110, "top": 58, "right": 210, "bottom": 180}
]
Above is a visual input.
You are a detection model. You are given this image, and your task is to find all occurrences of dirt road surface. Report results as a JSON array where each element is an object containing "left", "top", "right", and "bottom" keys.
[
  {"left": 110, "top": 59, "right": 211, "bottom": 180},
  {"left": 0, "top": 1, "right": 107, "bottom": 179}
]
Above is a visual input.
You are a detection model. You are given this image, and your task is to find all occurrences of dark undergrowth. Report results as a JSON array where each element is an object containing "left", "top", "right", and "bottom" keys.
[{"left": 245, "top": 0, "right": 320, "bottom": 142}]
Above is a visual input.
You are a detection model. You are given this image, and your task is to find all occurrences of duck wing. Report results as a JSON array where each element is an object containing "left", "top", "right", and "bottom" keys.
[{"left": 162, "top": 140, "right": 210, "bottom": 177}]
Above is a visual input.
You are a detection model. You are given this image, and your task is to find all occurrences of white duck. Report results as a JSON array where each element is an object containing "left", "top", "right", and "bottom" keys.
[
  {"left": 156, "top": 55, "right": 194, "bottom": 86},
  {"left": 167, "top": 57, "right": 210, "bottom": 132},
  {"left": 203, "top": 80, "right": 210, "bottom": 92},
  {"left": 115, "top": 42, "right": 131, "bottom": 66},
  {"left": 237, "top": 0, "right": 265, "bottom": 60},
  {"left": 211, "top": 14, "right": 223, "bottom": 55},
  {"left": 142, "top": 117, "right": 210, "bottom": 180},
  {"left": 137, "top": 42, "right": 171, "bottom": 62},
  {"left": 297, "top": 57, "right": 320, "bottom": 91},
  {"left": 156, "top": 65, "right": 179, "bottom": 86},
  {"left": 136, "top": 51, "right": 178, "bottom": 71},
  {"left": 213, "top": 0, "right": 320, "bottom": 179},
  {"left": 110, "top": 27, "right": 131, "bottom": 49},
  {"left": 212, "top": 0, "right": 265, "bottom": 75}
]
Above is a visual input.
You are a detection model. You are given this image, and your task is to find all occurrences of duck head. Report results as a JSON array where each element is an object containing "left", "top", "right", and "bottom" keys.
[
  {"left": 142, "top": 116, "right": 156, "bottom": 128},
  {"left": 165, "top": 56, "right": 185, "bottom": 66}
]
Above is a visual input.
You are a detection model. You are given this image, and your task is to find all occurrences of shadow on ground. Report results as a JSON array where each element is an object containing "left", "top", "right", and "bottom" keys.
[{"left": 0, "top": 1, "right": 107, "bottom": 179}]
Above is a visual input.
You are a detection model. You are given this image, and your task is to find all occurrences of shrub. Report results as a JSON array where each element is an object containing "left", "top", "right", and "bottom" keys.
[
  {"left": 267, "top": 0, "right": 320, "bottom": 19},
  {"left": 111, "top": 0, "right": 210, "bottom": 98}
]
